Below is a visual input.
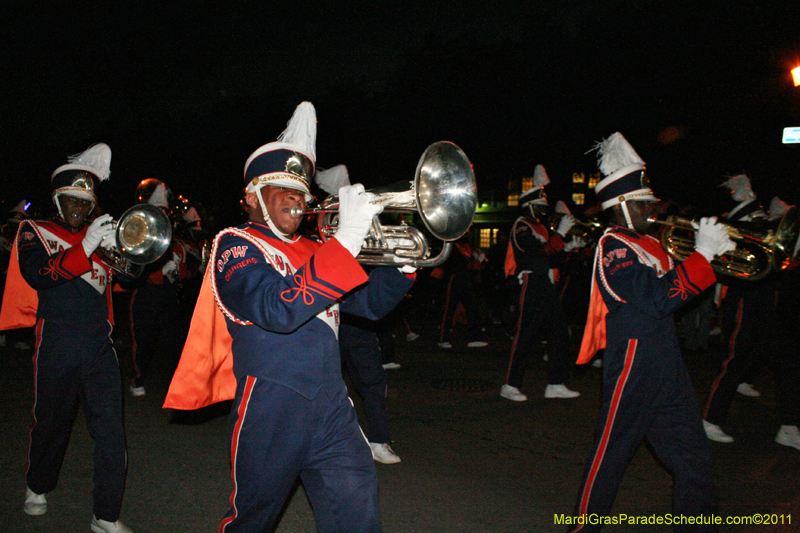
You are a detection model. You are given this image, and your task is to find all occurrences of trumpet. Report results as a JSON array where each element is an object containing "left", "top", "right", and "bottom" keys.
[
  {"left": 292, "top": 141, "right": 478, "bottom": 268},
  {"left": 647, "top": 207, "right": 800, "bottom": 281},
  {"left": 96, "top": 204, "right": 173, "bottom": 277},
  {"left": 549, "top": 214, "right": 604, "bottom": 245}
]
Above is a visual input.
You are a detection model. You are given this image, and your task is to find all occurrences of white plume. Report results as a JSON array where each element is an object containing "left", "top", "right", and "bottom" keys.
[
  {"left": 594, "top": 132, "right": 645, "bottom": 177},
  {"left": 533, "top": 164, "right": 550, "bottom": 188},
  {"left": 277, "top": 102, "right": 317, "bottom": 162},
  {"left": 148, "top": 184, "right": 169, "bottom": 208},
  {"left": 768, "top": 196, "right": 791, "bottom": 221},
  {"left": 315, "top": 165, "right": 351, "bottom": 196},
  {"left": 68, "top": 143, "right": 112, "bottom": 181},
  {"left": 720, "top": 174, "right": 756, "bottom": 202}
]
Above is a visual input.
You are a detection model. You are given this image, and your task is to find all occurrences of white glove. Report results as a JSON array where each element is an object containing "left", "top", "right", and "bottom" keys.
[
  {"left": 386, "top": 237, "right": 418, "bottom": 274},
  {"left": 161, "top": 259, "right": 178, "bottom": 276},
  {"left": 100, "top": 232, "right": 118, "bottom": 251},
  {"left": 517, "top": 270, "right": 532, "bottom": 285},
  {"left": 334, "top": 184, "right": 384, "bottom": 257},
  {"left": 82, "top": 214, "right": 115, "bottom": 257},
  {"left": 556, "top": 214, "right": 576, "bottom": 237},
  {"left": 564, "top": 237, "right": 587, "bottom": 252},
  {"left": 693, "top": 217, "right": 736, "bottom": 262}
]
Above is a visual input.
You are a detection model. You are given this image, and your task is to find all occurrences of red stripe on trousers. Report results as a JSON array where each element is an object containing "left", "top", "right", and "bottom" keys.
[
  {"left": 219, "top": 376, "right": 257, "bottom": 533},
  {"left": 572, "top": 339, "right": 638, "bottom": 531}
]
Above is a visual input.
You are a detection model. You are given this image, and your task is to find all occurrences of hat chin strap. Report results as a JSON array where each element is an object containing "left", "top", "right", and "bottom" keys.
[
  {"left": 255, "top": 188, "right": 294, "bottom": 243},
  {"left": 53, "top": 192, "right": 94, "bottom": 221},
  {"left": 620, "top": 202, "right": 634, "bottom": 230}
]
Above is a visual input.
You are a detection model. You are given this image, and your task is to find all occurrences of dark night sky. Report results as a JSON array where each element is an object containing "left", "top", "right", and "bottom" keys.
[{"left": 2, "top": 0, "right": 800, "bottom": 225}]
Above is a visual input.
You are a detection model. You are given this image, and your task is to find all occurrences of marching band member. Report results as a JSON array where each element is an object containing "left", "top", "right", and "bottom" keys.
[
  {"left": 127, "top": 178, "right": 189, "bottom": 397},
  {"left": 0, "top": 144, "right": 133, "bottom": 533},
  {"left": 703, "top": 178, "right": 800, "bottom": 450},
  {"left": 570, "top": 133, "right": 734, "bottom": 531},
  {"left": 163, "top": 102, "right": 414, "bottom": 532},
  {"left": 501, "top": 164, "right": 580, "bottom": 401}
]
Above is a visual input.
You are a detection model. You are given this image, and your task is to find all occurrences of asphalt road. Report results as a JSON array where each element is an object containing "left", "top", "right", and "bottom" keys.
[{"left": 1, "top": 305, "right": 798, "bottom": 533}]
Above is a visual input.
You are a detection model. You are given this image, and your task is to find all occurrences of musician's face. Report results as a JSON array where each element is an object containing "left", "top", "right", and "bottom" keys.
[
  {"left": 58, "top": 194, "right": 94, "bottom": 229},
  {"left": 258, "top": 185, "right": 306, "bottom": 235},
  {"left": 626, "top": 201, "right": 654, "bottom": 233}
]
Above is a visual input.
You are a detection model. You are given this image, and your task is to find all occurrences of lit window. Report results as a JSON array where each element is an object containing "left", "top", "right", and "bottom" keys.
[
  {"left": 588, "top": 172, "right": 601, "bottom": 188},
  {"left": 572, "top": 172, "right": 585, "bottom": 184},
  {"left": 508, "top": 194, "right": 519, "bottom": 206},
  {"left": 521, "top": 177, "right": 533, "bottom": 190},
  {"left": 572, "top": 193, "right": 585, "bottom": 206},
  {"left": 479, "top": 228, "right": 492, "bottom": 249}
]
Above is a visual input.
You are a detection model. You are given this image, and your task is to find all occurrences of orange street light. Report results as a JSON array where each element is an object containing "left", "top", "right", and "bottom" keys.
[{"left": 793, "top": 66, "right": 800, "bottom": 87}]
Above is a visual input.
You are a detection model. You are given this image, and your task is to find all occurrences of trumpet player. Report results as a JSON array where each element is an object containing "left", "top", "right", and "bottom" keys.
[
  {"left": 127, "top": 178, "right": 189, "bottom": 398},
  {"left": 702, "top": 175, "right": 800, "bottom": 450},
  {"left": 0, "top": 144, "right": 133, "bottom": 532},
  {"left": 570, "top": 133, "right": 735, "bottom": 532},
  {"left": 164, "top": 102, "right": 415, "bottom": 533},
  {"left": 501, "top": 164, "right": 581, "bottom": 402}
]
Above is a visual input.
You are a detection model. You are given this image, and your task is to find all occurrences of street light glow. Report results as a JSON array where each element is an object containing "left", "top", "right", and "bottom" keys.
[{"left": 793, "top": 66, "right": 800, "bottom": 87}]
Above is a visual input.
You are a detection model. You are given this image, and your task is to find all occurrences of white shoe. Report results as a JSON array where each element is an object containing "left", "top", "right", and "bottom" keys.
[
  {"left": 591, "top": 358, "right": 603, "bottom": 368},
  {"left": 382, "top": 362, "right": 401, "bottom": 370},
  {"left": 129, "top": 385, "right": 146, "bottom": 397},
  {"left": 775, "top": 425, "right": 800, "bottom": 451},
  {"left": 467, "top": 341, "right": 488, "bottom": 348},
  {"left": 437, "top": 342, "right": 452, "bottom": 349},
  {"left": 736, "top": 383, "right": 761, "bottom": 397},
  {"left": 544, "top": 384, "right": 580, "bottom": 399},
  {"left": 91, "top": 516, "right": 133, "bottom": 533},
  {"left": 703, "top": 420, "right": 734, "bottom": 443},
  {"left": 406, "top": 332, "right": 420, "bottom": 342},
  {"left": 23, "top": 487, "right": 47, "bottom": 516},
  {"left": 500, "top": 384, "right": 528, "bottom": 402},
  {"left": 369, "top": 443, "right": 401, "bottom": 464}
]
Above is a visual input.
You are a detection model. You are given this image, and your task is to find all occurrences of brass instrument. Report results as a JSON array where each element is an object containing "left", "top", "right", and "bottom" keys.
[
  {"left": 97, "top": 204, "right": 173, "bottom": 277},
  {"left": 648, "top": 207, "right": 800, "bottom": 281},
  {"left": 293, "top": 141, "right": 477, "bottom": 268},
  {"left": 549, "top": 214, "right": 604, "bottom": 246}
]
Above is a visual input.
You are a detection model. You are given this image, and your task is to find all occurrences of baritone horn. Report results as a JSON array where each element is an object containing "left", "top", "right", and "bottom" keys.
[
  {"left": 97, "top": 204, "right": 173, "bottom": 277},
  {"left": 648, "top": 206, "right": 800, "bottom": 281},
  {"left": 293, "top": 141, "right": 478, "bottom": 268}
]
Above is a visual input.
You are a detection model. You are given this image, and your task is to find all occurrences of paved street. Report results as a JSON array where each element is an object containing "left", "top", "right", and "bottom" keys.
[{"left": 1, "top": 307, "right": 798, "bottom": 532}]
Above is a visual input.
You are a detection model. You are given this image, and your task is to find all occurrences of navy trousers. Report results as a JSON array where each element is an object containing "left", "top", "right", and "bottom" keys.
[
  {"left": 27, "top": 318, "right": 127, "bottom": 522},
  {"left": 571, "top": 342, "right": 717, "bottom": 532},
  {"left": 340, "top": 323, "right": 391, "bottom": 444},
  {"left": 220, "top": 377, "right": 380, "bottom": 533},
  {"left": 506, "top": 275, "right": 571, "bottom": 387}
]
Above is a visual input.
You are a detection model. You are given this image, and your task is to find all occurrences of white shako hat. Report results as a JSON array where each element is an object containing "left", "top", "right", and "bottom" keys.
[
  {"left": 519, "top": 164, "right": 550, "bottom": 207},
  {"left": 592, "top": 132, "right": 658, "bottom": 210},
  {"left": 51, "top": 143, "right": 111, "bottom": 205},
  {"left": 243, "top": 102, "right": 316, "bottom": 203}
]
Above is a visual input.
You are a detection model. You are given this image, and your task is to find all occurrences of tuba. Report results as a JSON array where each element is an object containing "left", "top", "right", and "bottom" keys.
[
  {"left": 295, "top": 141, "right": 478, "bottom": 268},
  {"left": 96, "top": 204, "right": 173, "bottom": 277},
  {"left": 648, "top": 206, "right": 800, "bottom": 281}
]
